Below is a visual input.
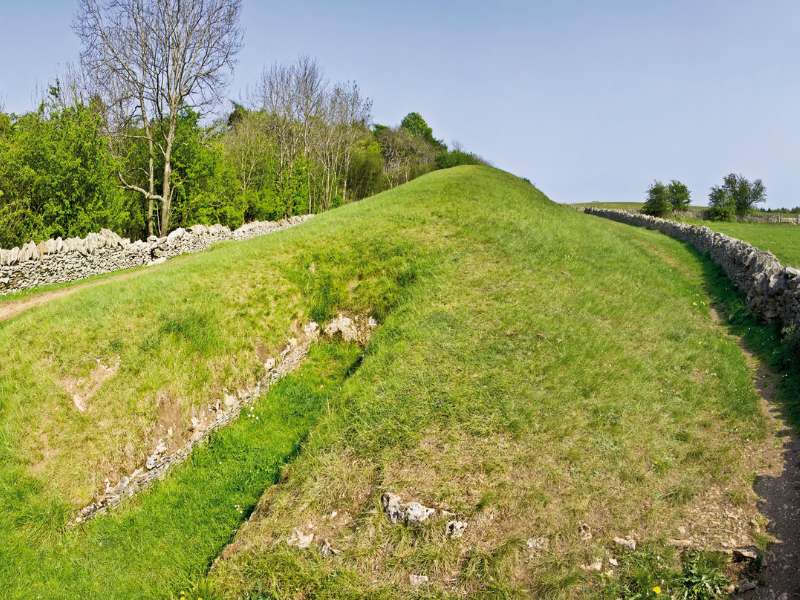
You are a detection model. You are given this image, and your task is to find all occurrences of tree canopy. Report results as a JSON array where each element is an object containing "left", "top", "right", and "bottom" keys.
[
  {"left": 708, "top": 173, "right": 766, "bottom": 220},
  {"left": 0, "top": 64, "right": 484, "bottom": 248}
]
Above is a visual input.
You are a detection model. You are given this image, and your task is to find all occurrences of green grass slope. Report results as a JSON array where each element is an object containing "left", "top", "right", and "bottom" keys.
[{"left": 0, "top": 166, "right": 776, "bottom": 598}]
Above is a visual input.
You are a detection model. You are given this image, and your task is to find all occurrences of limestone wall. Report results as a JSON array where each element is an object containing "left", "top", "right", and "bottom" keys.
[
  {"left": 0, "top": 215, "right": 312, "bottom": 295},
  {"left": 584, "top": 208, "right": 800, "bottom": 333}
]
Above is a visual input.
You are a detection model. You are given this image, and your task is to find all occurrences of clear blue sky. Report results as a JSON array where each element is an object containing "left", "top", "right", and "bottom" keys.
[{"left": 1, "top": 1, "right": 798, "bottom": 207}]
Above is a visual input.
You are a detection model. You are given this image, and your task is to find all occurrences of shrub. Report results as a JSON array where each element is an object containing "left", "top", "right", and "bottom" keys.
[
  {"left": 435, "top": 149, "right": 485, "bottom": 169},
  {"left": 708, "top": 173, "right": 766, "bottom": 220},
  {"left": 642, "top": 181, "right": 671, "bottom": 216},
  {"left": 667, "top": 180, "right": 691, "bottom": 211}
]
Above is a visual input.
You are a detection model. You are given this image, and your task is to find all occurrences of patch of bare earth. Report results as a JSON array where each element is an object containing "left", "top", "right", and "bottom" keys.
[
  {"left": 61, "top": 356, "right": 121, "bottom": 412},
  {"left": 736, "top": 355, "right": 800, "bottom": 599}
]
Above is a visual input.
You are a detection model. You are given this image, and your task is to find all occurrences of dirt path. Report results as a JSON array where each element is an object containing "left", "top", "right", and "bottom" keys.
[
  {"left": 0, "top": 269, "right": 145, "bottom": 323},
  {"left": 743, "top": 357, "right": 800, "bottom": 600},
  {"left": 709, "top": 308, "right": 800, "bottom": 599}
]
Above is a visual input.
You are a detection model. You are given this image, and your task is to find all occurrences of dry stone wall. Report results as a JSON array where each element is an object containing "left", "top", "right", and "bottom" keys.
[
  {"left": 584, "top": 208, "right": 800, "bottom": 334},
  {"left": 0, "top": 215, "right": 312, "bottom": 295}
]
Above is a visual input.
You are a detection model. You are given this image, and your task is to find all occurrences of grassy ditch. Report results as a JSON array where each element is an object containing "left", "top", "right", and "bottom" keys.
[{"left": 0, "top": 340, "right": 363, "bottom": 599}]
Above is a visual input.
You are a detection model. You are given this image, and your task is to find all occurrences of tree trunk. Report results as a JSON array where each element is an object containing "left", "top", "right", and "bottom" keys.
[
  {"left": 159, "top": 119, "right": 177, "bottom": 236},
  {"left": 146, "top": 149, "right": 155, "bottom": 236},
  {"left": 160, "top": 159, "right": 172, "bottom": 235}
]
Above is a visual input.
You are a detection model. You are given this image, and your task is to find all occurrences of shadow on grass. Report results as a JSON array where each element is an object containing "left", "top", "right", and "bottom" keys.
[
  {"left": 693, "top": 246, "right": 800, "bottom": 428},
  {"left": 691, "top": 246, "right": 800, "bottom": 598}
]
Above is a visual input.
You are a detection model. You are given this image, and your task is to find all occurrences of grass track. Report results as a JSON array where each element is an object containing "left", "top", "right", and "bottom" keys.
[{"left": 684, "top": 219, "right": 800, "bottom": 267}]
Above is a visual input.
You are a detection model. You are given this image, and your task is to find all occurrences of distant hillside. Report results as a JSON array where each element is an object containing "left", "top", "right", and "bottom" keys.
[{"left": 568, "top": 201, "right": 708, "bottom": 210}]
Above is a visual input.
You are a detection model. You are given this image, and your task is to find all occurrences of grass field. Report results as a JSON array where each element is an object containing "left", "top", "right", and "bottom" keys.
[
  {"left": 0, "top": 166, "right": 789, "bottom": 598},
  {"left": 685, "top": 219, "right": 800, "bottom": 268}
]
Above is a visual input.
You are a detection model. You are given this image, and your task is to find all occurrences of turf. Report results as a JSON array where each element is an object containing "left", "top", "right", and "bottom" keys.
[
  {"left": 0, "top": 166, "right": 779, "bottom": 598},
  {"left": 0, "top": 341, "right": 362, "bottom": 599}
]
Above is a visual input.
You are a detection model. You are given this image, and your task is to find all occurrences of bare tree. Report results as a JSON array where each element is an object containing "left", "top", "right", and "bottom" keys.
[
  {"left": 76, "top": 0, "right": 242, "bottom": 235},
  {"left": 256, "top": 58, "right": 372, "bottom": 213},
  {"left": 313, "top": 81, "right": 371, "bottom": 209},
  {"left": 223, "top": 109, "right": 273, "bottom": 204},
  {"left": 257, "top": 56, "right": 327, "bottom": 211}
]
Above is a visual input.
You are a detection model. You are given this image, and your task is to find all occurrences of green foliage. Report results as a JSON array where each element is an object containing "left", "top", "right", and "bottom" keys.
[
  {"left": 169, "top": 109, "right": 243, "bottom": 229},
  {"left": 667, "top": 180, "right": 691, "bottom": 211},
  {"left": 436, "top": 148, "right": 486, "bottom": 169},
  {"left": 0, "top": 87, "right": 483, "bottom": 247},
  {"left": 0, "top": 94, "right": 132, "bottom": 247},
  {"left": 708, "top": 173, "right": 766, "bottom": 220},
  {"left": 400, "top": 112, "right": 434, "bottom": 142},
  {"left": 606, "top": 547, "right": 730, "bottom": 599},
  {"left": 374, "top": 126, "right": 437, "bottom": 186},
  {"left": 642, "top": 181, "right": 671, "bottom": 216},
  {"left": 347, "top": 137, "right": 386, "bottom": 199}
]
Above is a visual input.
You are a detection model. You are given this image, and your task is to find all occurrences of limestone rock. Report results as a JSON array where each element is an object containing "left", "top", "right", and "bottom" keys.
[
  {"left": 527, "top": 536, "right": 548, "bottom": 552},
  {"left": 446, "top": 520, "right": 468, "bottom": 538},
  {"left": 381, "top": 492, "right": 405, "bottom": 524},
  {"left": 613, "top": 536, "right": 636, "bottom": 551},
  {"left": 166, "top": 228, "right": 186, "bottom": 244},
  {"left": 320, "top": 539, "right": 340, "bottom": 557},
  {"left": 404, "top": 502, "right": 435, "bottom": 525},
  {"left": 381, "top": 492, "right": 437, "bottom": 526},
  {"left": 287, "top": 528, "right": 314, "bottom": 550},
  {"left": 0, "top": 215, "right": 312, "bottom": 296}
]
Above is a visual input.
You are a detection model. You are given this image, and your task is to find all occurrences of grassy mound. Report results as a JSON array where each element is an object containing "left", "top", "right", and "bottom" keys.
[{"left": 0, "top": 166, "right": 773, "bottom": 598}]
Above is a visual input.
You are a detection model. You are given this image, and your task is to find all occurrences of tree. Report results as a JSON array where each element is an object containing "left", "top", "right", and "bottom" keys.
[
  {"left": 642, "top": 181, "right": 671, "bottom": 216},
  {"left": 667, "top": 180, "right": 690, "bottom": 211},
  {"left": 708, "top": 173, "right": 766, "bottom": 220},
  {"left": 375, "top": 126, "right": 437, "bottom": 187},
  {"left": 400, "top": 112, "right": 433, "bottom": 141},
  {"left": 256, "top": 57, "right": 372, "bottom": 213},
  {"left": 76, "top": 0, "right": 243, "bottom": 236},
  {"left": 0, "top": 87, "right": 131, "bottom": 247},
  {"left": 400, "top": 111, "right": 446, "bottom": 152}
]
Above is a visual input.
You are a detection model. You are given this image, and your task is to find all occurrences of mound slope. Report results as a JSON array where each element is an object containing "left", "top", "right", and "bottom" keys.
[{"left": 0, "top": 166, "right": 779, "bottom": 598}]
